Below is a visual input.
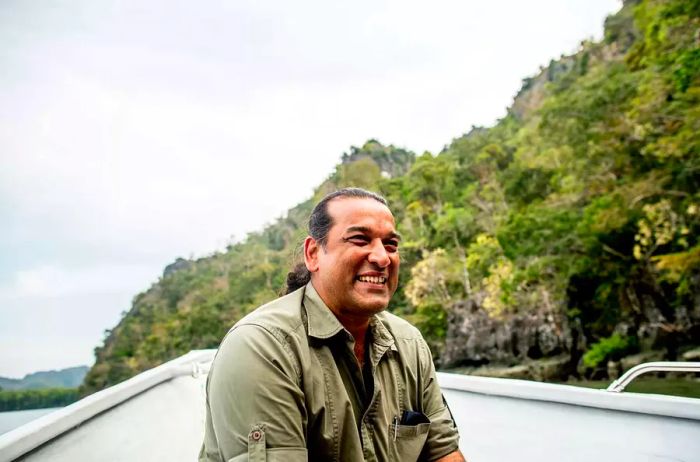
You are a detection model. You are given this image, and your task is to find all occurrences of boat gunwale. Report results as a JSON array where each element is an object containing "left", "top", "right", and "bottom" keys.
[
  {"left": 0, "top": 349, "right": 215, "bottom": 462},
  {"left": 436, "top": 371, "right": 700, "bottom": 421}
]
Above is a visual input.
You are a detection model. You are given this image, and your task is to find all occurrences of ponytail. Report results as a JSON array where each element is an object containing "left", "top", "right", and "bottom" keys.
[{"left": 285, "top": 262, "right": 311, "bottom": 294}]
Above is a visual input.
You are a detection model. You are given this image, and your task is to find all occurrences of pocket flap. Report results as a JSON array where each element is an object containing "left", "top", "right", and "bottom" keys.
[{"left": 396, "top": 421, "right": 430, "bottom": 438}]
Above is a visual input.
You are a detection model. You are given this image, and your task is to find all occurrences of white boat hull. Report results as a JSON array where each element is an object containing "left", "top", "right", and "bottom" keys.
[{"left": 1, "top": 350, "right": 698, "bottom": 462}]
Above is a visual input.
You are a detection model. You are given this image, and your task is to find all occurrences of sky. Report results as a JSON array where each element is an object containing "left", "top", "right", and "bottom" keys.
[{"left": 0, "top": 0, "right": 621, "bottom": 378}]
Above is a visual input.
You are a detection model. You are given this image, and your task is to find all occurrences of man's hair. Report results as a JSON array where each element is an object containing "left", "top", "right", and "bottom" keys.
[{"left": 284, "top": 188, "right": 388, "bottom": 294}]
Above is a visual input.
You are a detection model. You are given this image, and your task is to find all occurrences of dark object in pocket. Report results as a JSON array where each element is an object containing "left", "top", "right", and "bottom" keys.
[{"left": 401, "top": 410, "right": 430, "bottom": 425}]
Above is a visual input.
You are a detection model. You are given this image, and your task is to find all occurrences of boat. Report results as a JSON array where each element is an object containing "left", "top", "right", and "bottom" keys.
[{"left": 0, "top": 350, "right": 698, "bottom": 462}]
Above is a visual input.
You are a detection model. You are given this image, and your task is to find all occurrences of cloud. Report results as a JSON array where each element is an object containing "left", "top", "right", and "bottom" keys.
[{"left": 0, "top": 264, "right": 160, "bottom": 299}]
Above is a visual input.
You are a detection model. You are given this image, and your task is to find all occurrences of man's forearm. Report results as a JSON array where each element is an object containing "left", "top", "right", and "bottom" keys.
[{"left": 434, "top": 449, "right": 467, "bottom": 462}]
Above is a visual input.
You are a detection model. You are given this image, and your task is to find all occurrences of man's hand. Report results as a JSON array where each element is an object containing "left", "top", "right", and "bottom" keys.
[{"left": 434, "top": 449, "right": 467, "bottom": 462}]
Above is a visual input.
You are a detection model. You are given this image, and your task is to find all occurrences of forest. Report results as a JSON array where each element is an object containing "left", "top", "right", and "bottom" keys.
[
  {"left": 0, "top": 388, "right": 79, "bottom": 412},
  {"left": 82, "top": 0, "right": 699, "bottom": 394}
]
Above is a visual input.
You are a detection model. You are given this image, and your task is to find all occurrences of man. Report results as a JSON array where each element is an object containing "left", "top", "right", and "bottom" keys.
[{"left": 200, "top": 188, "right": 465, "bottom": 461}]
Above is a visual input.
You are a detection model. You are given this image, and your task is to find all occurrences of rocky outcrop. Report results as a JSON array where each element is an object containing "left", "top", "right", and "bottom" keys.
[
  {"left": 442, "top": 298, "right": 576, "bottom": 380},
  {"left": 442, "top": 280, "right": 700, "bottom": 380}
]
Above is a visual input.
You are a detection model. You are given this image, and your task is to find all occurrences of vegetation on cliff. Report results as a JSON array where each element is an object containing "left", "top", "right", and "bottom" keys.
[{"left": 83, "top": 0, "right": 699, "bottom": 394}]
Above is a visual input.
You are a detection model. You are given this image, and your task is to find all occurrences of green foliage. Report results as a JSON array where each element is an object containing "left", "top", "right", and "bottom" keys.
[
  {"left": 672, "top": 49, "right": 700, "bottom": 93},
  {"left": 498, "top": 206, "right": 581, "bottom": 259},
  {"left": 0, "top": 388, "right": 79, "bottom": 411},
  {"left": 503, "top": 167, "right": 553, "bottom": 206},
  {"left": 465, "top": 234, "right": 503, "bottom": 280},
  {"left": 406, "top": 303, "right": 448, "bottom": 355},
  {"left": 654, "top": 244, "right": 700, "bottom": 296},
  {"left": 336, "top": 157, "right": 382, "bottom": 190},
  {"left": 405, "top": 249, "right": 467, "bottom": 307},
  {"left": 583, "top": 333, "right": 638, "bottom": 368}
]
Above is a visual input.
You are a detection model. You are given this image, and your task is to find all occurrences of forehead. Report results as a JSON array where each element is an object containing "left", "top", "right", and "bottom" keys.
[{"left": 326, "top": 197, "right": 396, "bottom": 233}]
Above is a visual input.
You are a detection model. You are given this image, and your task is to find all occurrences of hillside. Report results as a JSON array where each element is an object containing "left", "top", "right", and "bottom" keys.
[
  {"left": 0, "top": 366, "right": 88, "bottom": 391},
  {"left": 83, "top": 0, "right": 700, "bottom": 394}
]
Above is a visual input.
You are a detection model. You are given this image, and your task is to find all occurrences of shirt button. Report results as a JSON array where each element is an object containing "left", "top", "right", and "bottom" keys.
[{"left": 251, "top": 430, "right": 262, "bottom": 441}]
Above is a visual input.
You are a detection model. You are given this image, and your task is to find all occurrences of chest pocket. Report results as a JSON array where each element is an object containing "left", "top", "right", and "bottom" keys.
[{"left": 390, "top": 411, "right": 431, "bottom": 462}]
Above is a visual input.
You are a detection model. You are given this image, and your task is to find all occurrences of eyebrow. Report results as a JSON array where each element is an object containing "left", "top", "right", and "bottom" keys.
[{"left": 344, "top": 226, "right": 402, "bottom": 241}]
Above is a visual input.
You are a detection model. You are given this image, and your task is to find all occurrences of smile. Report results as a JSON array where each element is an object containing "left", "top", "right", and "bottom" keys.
[{"left": 356, "top": 275, "right": 387, "bottom": 284}]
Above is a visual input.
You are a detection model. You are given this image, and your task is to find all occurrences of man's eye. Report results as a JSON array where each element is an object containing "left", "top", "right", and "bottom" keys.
[
  {"left": 348, "top": 235, "right": 369, "bottom": 244},
  {"left": 384, "top": 241, "right": 399, "bottom": 251}
]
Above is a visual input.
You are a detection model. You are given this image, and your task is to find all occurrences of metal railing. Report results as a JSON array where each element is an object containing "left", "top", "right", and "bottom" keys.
[{"left": 607, "top": 361, "right": 700, "bottom": 392}]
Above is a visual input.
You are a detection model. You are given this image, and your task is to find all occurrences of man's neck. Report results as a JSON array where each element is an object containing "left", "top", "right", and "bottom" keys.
[
  {"left": 335, "top": 311, "right": 371, "bottom": 367},
  {"left": 309, "top": 281, "right": 374, "bottom": 366}
]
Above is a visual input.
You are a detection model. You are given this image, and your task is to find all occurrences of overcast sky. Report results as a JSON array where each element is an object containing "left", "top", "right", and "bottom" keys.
[{"left": 0, "top": 0, "right": 621, "bottom": 378}]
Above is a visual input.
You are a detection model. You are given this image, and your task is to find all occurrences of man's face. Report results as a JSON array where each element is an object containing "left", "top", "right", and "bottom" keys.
[{"left": 305, "top": 197, "right": 400, "bottom": 319}]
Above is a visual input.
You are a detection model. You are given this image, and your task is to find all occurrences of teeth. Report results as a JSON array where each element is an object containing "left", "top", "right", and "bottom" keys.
[{"left": 358, "top": 276, "right": 386, "bottom": 284}]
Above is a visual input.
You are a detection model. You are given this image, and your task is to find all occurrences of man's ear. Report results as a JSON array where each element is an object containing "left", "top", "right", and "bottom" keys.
[{"left": 304, "top": 236, "right": 320, "bottom": 273}]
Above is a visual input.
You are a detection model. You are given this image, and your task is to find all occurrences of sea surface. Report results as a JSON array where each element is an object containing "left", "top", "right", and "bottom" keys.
[{"left": 0, "top": 407, "right": 60, "bottom": 435}]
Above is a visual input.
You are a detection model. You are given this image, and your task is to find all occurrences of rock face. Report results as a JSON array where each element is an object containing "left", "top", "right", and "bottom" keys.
[
  {"left": 442, "top": 277, "right": 700, "bottom": 380},
  {"left": 442, "top": 299, "right": 574, "bottom": 377},
  {"left": 340, "top": 140, "right": 414, "bottom": 178}
]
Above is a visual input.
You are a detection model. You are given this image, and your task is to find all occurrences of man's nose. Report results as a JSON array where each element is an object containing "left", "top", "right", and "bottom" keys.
[{"left": 367, "top": 240, "right": 391, "bottom": 267}]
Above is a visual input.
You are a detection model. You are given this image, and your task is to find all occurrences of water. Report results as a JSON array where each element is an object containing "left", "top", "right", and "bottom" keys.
[{"left": 0, "top": 408, "right": 61, "bottom": 435}]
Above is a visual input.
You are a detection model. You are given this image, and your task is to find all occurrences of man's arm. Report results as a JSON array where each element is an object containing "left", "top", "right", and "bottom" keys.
[
  {"left": 417, "top": 338, "right": 464, "bottom": 462},
  {"left": 434, "top": 449, "right": 467, "bottom": 462},
  {"left": 200, "top": 324, "right": 307, "bottom": 461}
]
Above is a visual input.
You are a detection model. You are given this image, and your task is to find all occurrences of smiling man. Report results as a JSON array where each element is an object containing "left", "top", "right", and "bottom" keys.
[{"left": 200, "top": 188, "right": 465, "bottom": 462}]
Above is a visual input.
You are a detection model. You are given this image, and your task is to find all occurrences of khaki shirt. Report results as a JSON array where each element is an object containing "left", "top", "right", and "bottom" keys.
[{"left": 200, "top": 283, "right": 460, "bottom": 462}]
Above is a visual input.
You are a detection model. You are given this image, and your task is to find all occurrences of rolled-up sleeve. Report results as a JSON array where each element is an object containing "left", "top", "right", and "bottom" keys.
[
  {"left": 419, "top": 340, "right": 460, "bottom": 461},
  {"left": 199, "top": 325, "right": 307, "bottom": 462}
]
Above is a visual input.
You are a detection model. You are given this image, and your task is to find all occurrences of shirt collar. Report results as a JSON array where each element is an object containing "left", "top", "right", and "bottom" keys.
[
  {"left": 304, "top": 282, "right": 345, "bottom": 339},
  {"left": 369, "top": 314, "right": 397, "bottom": 350},
  {"left": 304, "top": 282, "right": 396, "bottom": 351}
]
